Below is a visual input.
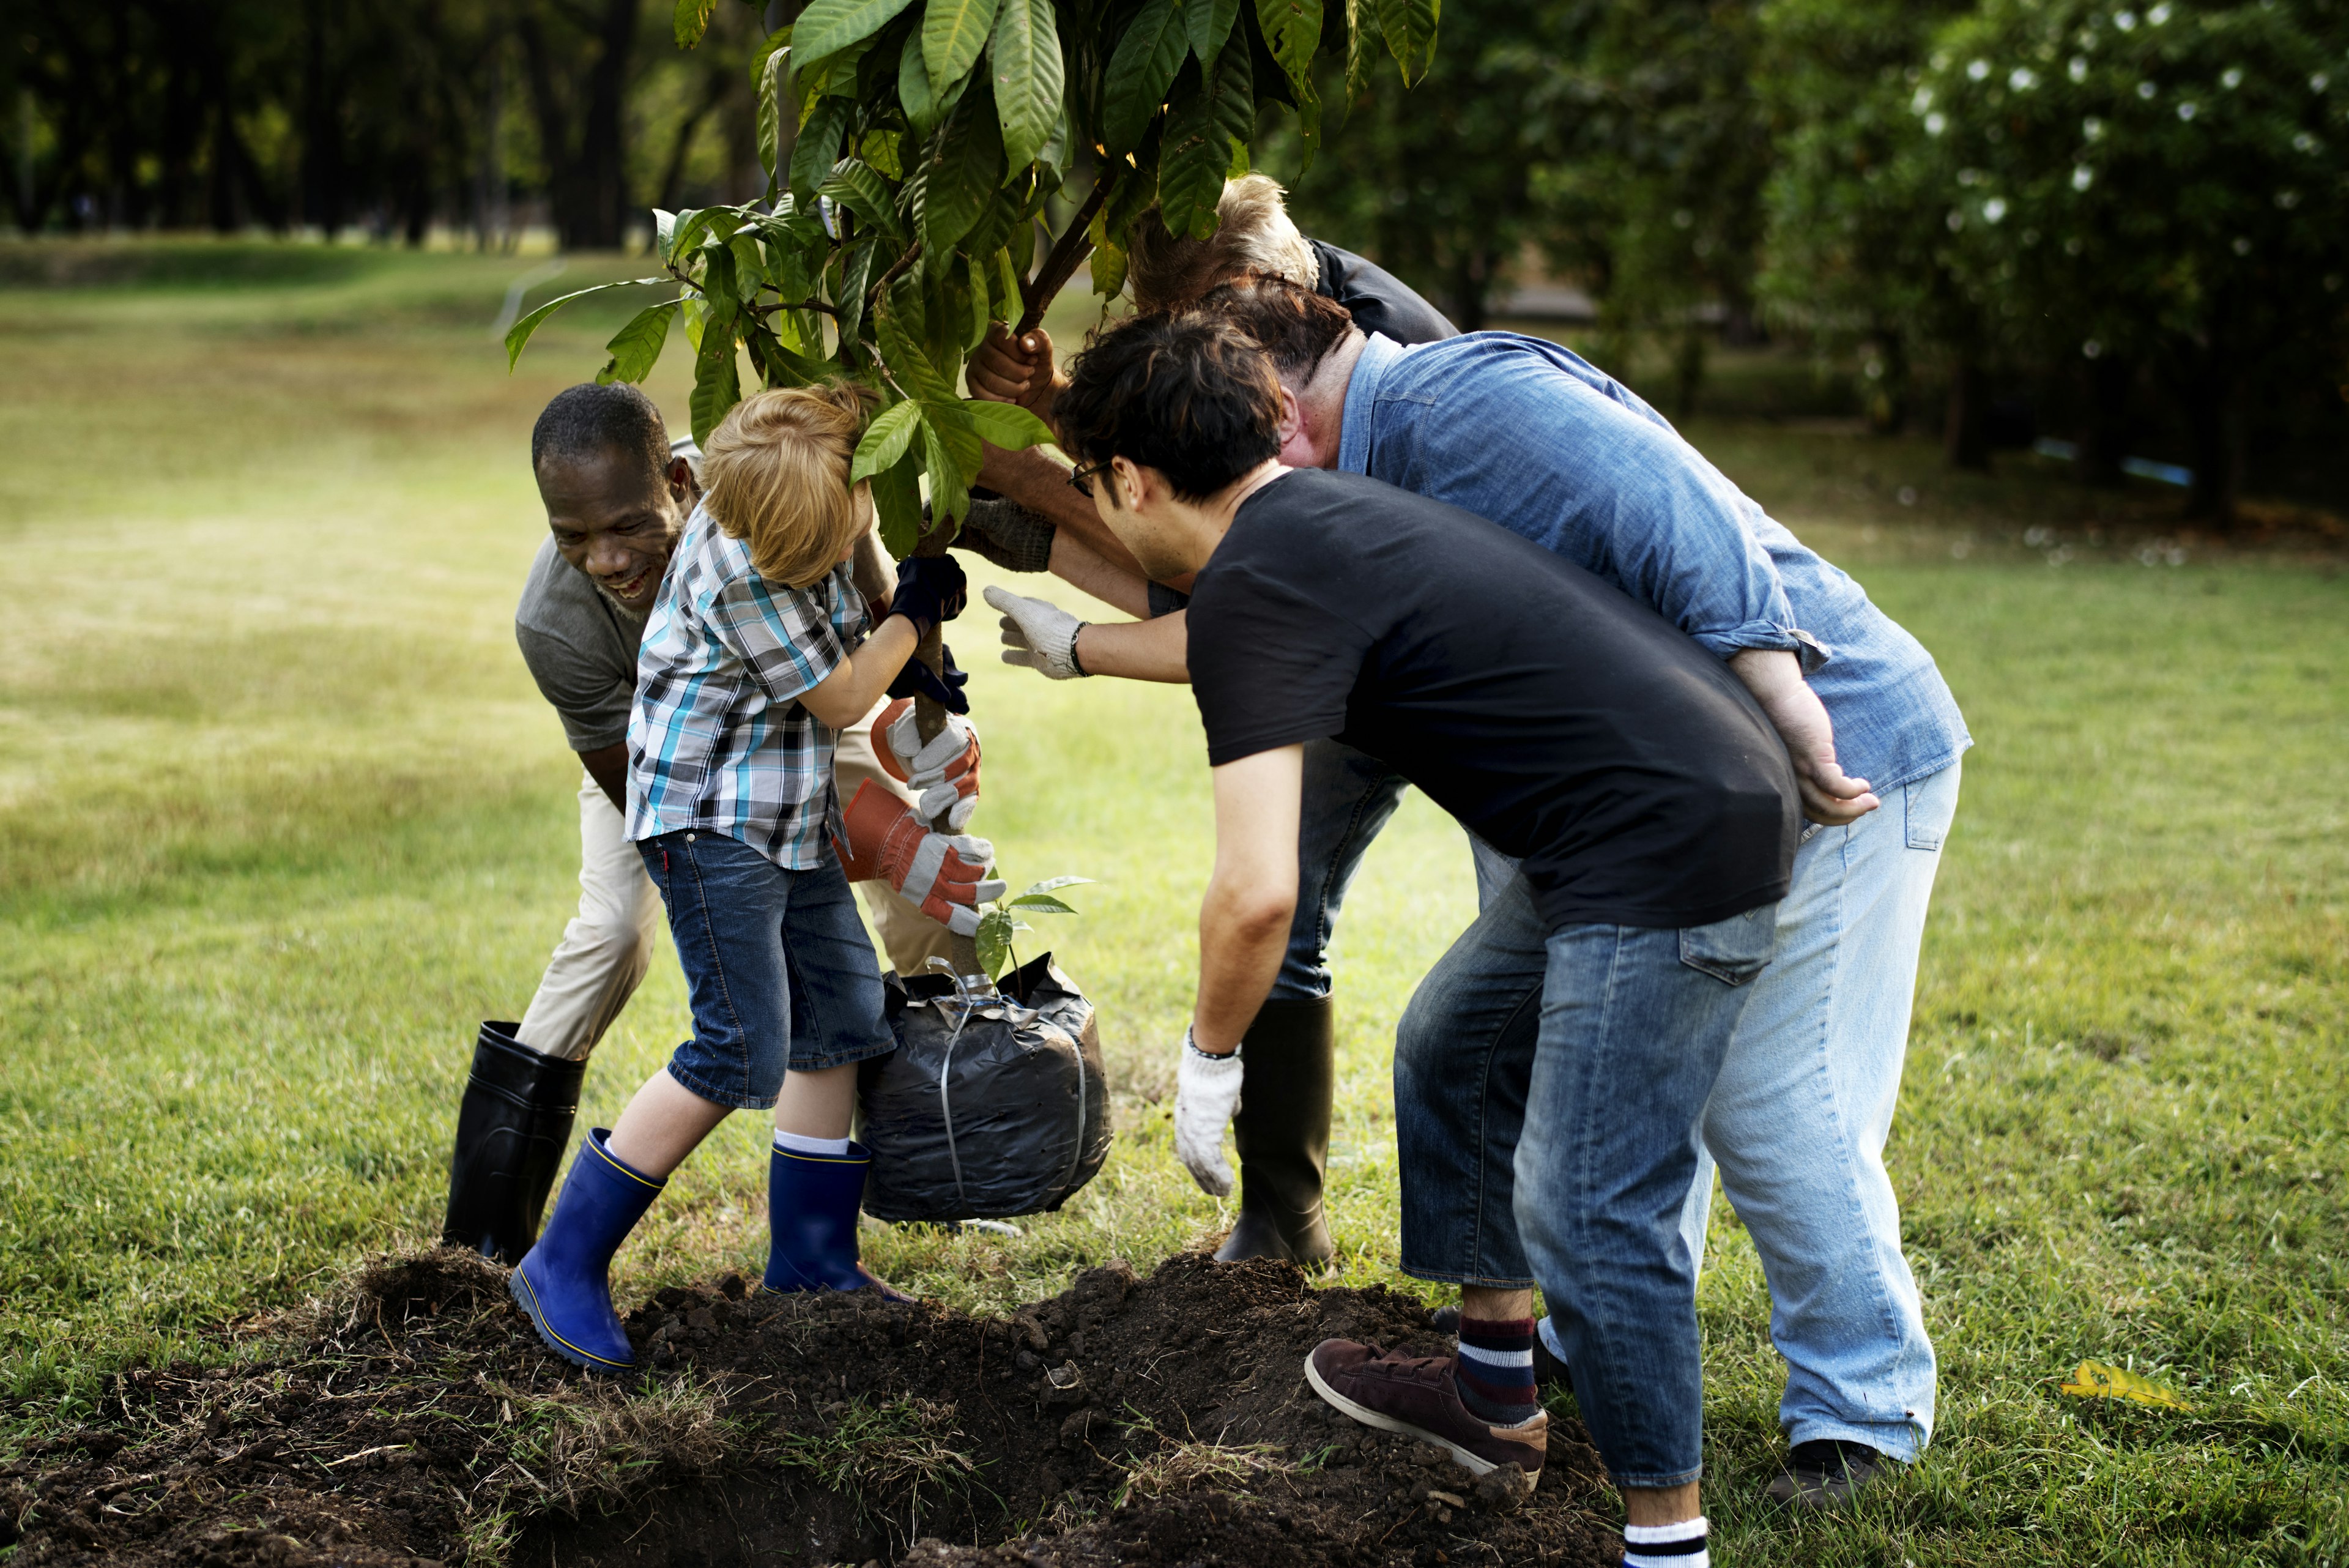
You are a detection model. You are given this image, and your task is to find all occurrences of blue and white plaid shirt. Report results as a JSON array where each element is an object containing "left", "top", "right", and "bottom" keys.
[{"left": 627, "top": 503, "right": 870, "bottom": 869}]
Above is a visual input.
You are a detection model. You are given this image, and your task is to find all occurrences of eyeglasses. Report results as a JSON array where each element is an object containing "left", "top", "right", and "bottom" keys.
[{"left": 1067, "top": 458, "right": 1111, "bottom": 499}]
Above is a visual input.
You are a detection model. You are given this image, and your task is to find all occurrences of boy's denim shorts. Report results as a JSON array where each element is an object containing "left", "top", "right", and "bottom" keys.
[{"left": 636, "top": 829, "right": 896, "bottom": 1110}]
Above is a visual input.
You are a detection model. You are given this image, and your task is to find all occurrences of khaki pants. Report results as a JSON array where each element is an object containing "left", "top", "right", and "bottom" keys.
[{"left": 513, "top": 702, "right": 957, "bottom": 1061}]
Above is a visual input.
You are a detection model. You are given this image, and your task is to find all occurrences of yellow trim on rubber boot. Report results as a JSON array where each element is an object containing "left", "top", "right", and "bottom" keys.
[
  {"left": 586, "top": 1137, "right": 665, "bottom": 1191},
  {"left": 511, "top": 1265, "right": 633, "bottom": 1371}
]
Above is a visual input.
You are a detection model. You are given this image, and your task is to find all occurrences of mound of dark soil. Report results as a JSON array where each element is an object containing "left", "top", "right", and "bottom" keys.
[{"left": 7, "top": 1249, "right": 1619, "bottom": 1568}]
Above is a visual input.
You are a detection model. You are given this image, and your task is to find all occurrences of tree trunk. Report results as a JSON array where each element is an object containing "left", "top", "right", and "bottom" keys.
[
  {"left": 2079, "top": 352, "right": 2132, "bottom": 488},
  {"left": 908, "top": 521, "right": 983, "bottom": 984},
  {"left": 1671, "top": 327, "right": 1706, "bottom": 421},
  {"left": 2183, "top": 354, "right": 2243, "bottom": 527},
  {"left": 1943, "top": 354, "right": 1991, "bottom": 470},
  {"left": 300, "top": 0, "right": 346, "bottom": 236},
  {"left": 518, "top": 0, "right": 642, "bottom": 251}
]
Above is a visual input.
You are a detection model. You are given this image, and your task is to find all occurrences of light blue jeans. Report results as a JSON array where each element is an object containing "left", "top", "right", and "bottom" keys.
[{"left": 1502, "top": 760, "right": 1962, "bottom": 1460}]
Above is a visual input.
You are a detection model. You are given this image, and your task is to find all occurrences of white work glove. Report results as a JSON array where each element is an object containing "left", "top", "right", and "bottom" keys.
[
  {"left": 1174, "top": 1028, "right": 1245, "bottom": 1197},
  {"left": 984, "top": 584, "right": 1089, "bottom": 680},
  {"left": 879, "top": 699, "right": 982, "bottom": 831}
]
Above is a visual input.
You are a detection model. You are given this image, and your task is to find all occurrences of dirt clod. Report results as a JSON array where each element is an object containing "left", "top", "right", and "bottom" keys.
[{"left": 10, "top": 1248, "right": 1617, "bottom": 1567}]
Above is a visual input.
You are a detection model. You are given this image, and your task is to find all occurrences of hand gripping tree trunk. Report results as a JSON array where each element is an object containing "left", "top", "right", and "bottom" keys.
[{"left": 908, "top": 518, "right": 982, "bottom": 983}]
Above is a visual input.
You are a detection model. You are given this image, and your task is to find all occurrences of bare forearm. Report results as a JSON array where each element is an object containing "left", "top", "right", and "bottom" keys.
[
  {"left": 1727, "top": 647, "right": 1878, "bottom": 823},
  {"left": 1193, "top": 879, "right": 1292, "bottom": 1052},
  {"left": 801, "top": 616, "right": 921, "bottom": 728},
  {"left": 1048, "top": 530, "right": 1152, "bottom": 617},
  {"left": 1074, "top": 611, "right": 1190, "bottom": 682},
  {"left": 978, "top": 444, "right": 1163, "bottom": 585}
]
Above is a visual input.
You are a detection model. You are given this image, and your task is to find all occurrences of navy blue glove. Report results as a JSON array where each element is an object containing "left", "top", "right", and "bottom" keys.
[
  {"left": 888, "top": 555, "right": 968, "bottom": 639},
  {"left": 886, "top": 642, "right": 971, "bottom": 715}
]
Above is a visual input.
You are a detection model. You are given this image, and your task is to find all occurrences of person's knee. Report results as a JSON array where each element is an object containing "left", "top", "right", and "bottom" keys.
[{"left": 570, "top": 918, "right": 657, "bottom": 978}]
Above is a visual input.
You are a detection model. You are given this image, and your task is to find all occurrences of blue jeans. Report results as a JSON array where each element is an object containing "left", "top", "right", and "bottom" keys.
[
  {"left": 636, "top": 830, "right": 896, "bottom": 1110},
  {"left": 1274, "top": 739, "right": 1411, "bottom": 1000},
  {"left": 1436, "top": 763, "right": 1960, "bottom": 1462},
  {"left": 1395, "top": 872, "right": 1778, "bottom": 1487}
]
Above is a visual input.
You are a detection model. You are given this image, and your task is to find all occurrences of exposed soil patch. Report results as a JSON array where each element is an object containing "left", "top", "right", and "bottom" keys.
[{"left": 7, "top": 1249, "right": 1617, "bottom": 1567}]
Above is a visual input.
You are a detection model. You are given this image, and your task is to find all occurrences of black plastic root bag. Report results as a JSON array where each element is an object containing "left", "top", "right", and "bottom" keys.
[{"left": 859, "top": 953, "right": 1112, "bottom": 1222}]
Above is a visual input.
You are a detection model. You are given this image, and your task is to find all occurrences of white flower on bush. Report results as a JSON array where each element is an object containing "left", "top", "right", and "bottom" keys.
[
  {"left": 1969, "top": 58, "right": 1991, "bottom": 81},
  {"left": 2233, "top": 237, "right": 2252, "bottom": 255},
  {"left": 2138, "top": 80, "right": 2158, "bottom": 98},
  {"left": 1927, "top": 111, "right": 1948, "bottom": 135},
  {"left": 2312, "top": 73, "right": 2331, "bottom": 93},
  {"left": 2074, "top": 164, "right": 2096, "bottom": 191},
  {"left": 2293, "top": 132, "right": 2320, "bottom": 152},
  {"left": 2070, "top": 57, "right": 2090, "bottom": 83},
  {"left": 2276, "top": 190, "right": 2301, "bottom": 209},
  {"left": 2115, "top": 10, "right": 2137, "bottom": 31},
  {"left": 2147, "top": 2, "right": 2170, "bottom": 23},
  {"left": 2011, "top": 66, "right": 2039, "bottom": 91},
  {"left": 2177, "top": 100, "right": 2198, "bottom": 121},
  {"left": 2222, "top": 67, "right": 2244, "bottom": 89},
  {"left": 2084, "top": 116, "right": 2106, "bottom": 139},
  {"left": 1913, "top": 86, "right": 1935, "bottom": 114},
  {"left": 1983, "top": 196, "right": 2009, "bottom": 223}
]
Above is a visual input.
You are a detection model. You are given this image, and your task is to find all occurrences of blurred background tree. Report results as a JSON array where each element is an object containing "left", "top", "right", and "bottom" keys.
[{"left": 5, "top": 0, "right": 2341, "bottom": 521}]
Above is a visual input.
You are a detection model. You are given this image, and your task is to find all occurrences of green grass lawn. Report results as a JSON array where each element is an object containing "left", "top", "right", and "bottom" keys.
[{"left": 0, "top": 241, "right": 2343, "bottom": 1564}]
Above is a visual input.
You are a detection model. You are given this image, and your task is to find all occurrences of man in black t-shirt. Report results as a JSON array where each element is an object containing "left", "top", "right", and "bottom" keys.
[
  {"left": 1050, "top": 314, "right": 1794, "bottom": 1547},
  {"left": 965, "top": 174, "right": 1461, "bottom": 1270}
]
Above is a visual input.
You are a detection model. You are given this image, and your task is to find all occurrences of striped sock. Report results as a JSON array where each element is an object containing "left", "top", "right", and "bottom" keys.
[
  {"left": 1453, "top": 1315, "right": 1542, "bottom": 1425},
  {"left": 1623, "top": 1516, "right": 1709, "bottom": 1568}
]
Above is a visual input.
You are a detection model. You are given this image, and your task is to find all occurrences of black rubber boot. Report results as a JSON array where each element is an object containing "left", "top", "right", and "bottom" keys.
[
  {"left": 442, "top": 1021, "right": 587, "bottom": 1265},
  {"left": 1215, "top": 996, "right": 1336, "bottom": 1266}
]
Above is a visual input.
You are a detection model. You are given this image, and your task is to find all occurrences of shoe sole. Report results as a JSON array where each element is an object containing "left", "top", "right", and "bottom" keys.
[
  {"left": 1303, "top": 1353, "right": 1505, "bottom": 1478},
  {"left": 509, "top": 1266, "right": 632, "bottom": 1375}
]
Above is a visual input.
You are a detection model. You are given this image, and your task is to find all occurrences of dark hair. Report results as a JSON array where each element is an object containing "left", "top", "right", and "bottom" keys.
[
  {"left": 1055, "top": 313, "right": 1283, "bottom": 503},
  {"left": 1194, "top": 278, "right": 1357, "bottom": 384},
  {"left": 530, "top": 382, "right": 671, "bottom": 483}
]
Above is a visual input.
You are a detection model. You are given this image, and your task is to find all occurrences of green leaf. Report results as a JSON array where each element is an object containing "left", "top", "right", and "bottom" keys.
[
  {"left": 1188, "top": 0, "right": 1241, "bottom": 70},
  {"left": 834, "top": 232, "right": 881, "bottom": 350},
  {"left": 744, "top": 327, "right": 835, "bottom": 389},
  {"left": 727, "top": 232, "right": 768, "bottom": 305},
  {"left": 689, "top": 311, "right": 744, "bottom": 445},
  {"left": 990, "top": 0, "right": 1064, "bottom": 171},
  {"left": 900, "top": 27, "right": 973, "bottom": 142},
  {"left": 917, "top": 84, "right": 1005, "bottom": 257},
  {"left": 1373, "top": 0, "right": 1437, "bottom": 86},
  {"left": 875, "top": 284, "right": 960, "bottom": 406},
  {"left": 922, "top": 0, "right": 1004, "bottom": 103},
  {"left": 974, "top": 905, "right": 1021, "bottom": 979},
  {"left": 756, "top": 43, "right": 792, "bottom": 199},
  {"left": 1021, "top": 875, "right": 1095, "bottom": 896},
  {"left": 1256, "top": 0, "right": 1323, "bottom": 105},
  {"left": 921, "top": 399, "right": 984, "bottom": 522},
  {"left": 596, "top": 300, "right": 681, "bottom": 384},
  {"left": 1103, "top": 0, "right": 1189, "bottom": 156},
  {"left": 790, "top": 95, "right": 855, "bottom": 203},
  {"left": 1159, "top": 48, "right": 1252, "bottom": 238},
  {"left": 819, "top": 159, "right": 906, "bottom": 242},
  {"left": 851, "top": 399, "right": 924, "bottom": 483},
  {"left": 871, "top": 445, "right": 925, "bottom": 559},
  {"left": 1004, "top": 893, "right": 1078, "bottom": 914},
  {"left": 959, "top": 398, "right": 1056, "bottom": 450},
  {"left": 503, "top": 278, "right": 665, "bottom": 370},
  {"left": 674, "top": 0, "right": 718, "bottom": 48},
  {"left": 789, "top": 0, "right": 919, "bottom": 68},
  {"left": 1342, "top": 0, "right": 1379, "bottom": 102}
]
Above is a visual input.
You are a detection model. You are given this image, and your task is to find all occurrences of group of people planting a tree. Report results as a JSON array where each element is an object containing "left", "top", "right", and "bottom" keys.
[{"left": 440, "top": 175, "right": 1968, "bottom": 1563}]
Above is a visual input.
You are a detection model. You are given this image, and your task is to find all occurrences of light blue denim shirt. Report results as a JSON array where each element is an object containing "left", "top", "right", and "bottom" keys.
[{"left": 1337, "top": 332, "right": 1970, "bottom": 793}]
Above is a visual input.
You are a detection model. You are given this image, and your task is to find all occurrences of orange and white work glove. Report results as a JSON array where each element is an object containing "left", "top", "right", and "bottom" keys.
[
  {"left": 875, "top": 697, "right": 982, "bottom": 832},
  {"left": 832, "top": 779, "right": 1005, "bottom": 935}
]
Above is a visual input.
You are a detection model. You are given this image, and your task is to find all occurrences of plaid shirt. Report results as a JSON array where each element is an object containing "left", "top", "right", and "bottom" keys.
[{"left": 627, "top": 503, "right": 870, "bottom": 869}]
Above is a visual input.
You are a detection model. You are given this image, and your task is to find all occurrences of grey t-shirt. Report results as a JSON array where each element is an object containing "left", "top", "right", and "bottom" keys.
[{"left": 514, "top": 537, "right": 645, "bottom": 753}]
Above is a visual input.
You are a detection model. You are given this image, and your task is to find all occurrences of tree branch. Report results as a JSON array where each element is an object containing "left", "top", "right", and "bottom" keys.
[{"left": 1015, "top": 163, "right": 1122, "bottom": 335}]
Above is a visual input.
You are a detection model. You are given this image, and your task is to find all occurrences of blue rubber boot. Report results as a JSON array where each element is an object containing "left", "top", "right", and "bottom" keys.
[
  {"left": 764, "top": 1142, "right": 908, "bottom": 1299},
  {"left": 510, "top": 1129, "right": 665, "bottom": 1372}
]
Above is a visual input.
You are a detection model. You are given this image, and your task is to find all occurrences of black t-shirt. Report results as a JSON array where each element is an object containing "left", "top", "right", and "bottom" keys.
[
  {"left": 1186, "top": 468, "right": 1799, "bottom": 931},
  {"left": 1310, "top": 239, "right": 1458, "bottom": 347}
]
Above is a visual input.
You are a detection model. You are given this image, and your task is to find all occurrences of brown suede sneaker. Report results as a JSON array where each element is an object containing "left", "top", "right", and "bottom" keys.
[{"left": 1304, "top": 1339, "right": 1548, "bottom": 1478}]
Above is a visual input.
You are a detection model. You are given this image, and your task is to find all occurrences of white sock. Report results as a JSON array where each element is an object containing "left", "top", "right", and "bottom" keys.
[
  {"left": 1623, "top": 1515, "right": 1709, "bottom": 1568},
  {"left": 773, "top": 1130, "right": 852, "bottom": 1156}
]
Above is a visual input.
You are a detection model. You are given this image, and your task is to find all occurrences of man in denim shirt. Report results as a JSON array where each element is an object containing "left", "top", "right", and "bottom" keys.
[{"left": 999, "top": 284, "right": 1970, "bottom": 1507}]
